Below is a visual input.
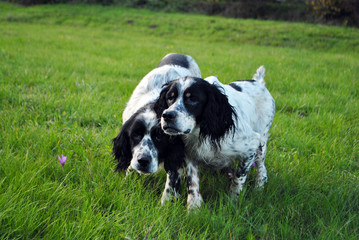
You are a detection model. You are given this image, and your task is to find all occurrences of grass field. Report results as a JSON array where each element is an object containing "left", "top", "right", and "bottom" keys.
[{"left": 1, "top": 3, "right": 359, "bottom": 239}]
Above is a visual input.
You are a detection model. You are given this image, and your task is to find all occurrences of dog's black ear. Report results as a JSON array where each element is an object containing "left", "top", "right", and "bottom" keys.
[
  {"left": 153, "top": 84, "right": 170, "bottom": 118},
  {"left": 112, "top": 122, "right": 132, "bottom": 171},
  {"left": 199, "top": 83, "right": 236, "bottom": 149}
]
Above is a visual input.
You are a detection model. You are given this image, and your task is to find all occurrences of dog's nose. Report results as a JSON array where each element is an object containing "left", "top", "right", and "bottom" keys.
[
  {"left": 138, "top": 157, "right": 151, "bottom": 167},
  {"left": 162, "top": 111, "right": 177, "bottom": 121}
]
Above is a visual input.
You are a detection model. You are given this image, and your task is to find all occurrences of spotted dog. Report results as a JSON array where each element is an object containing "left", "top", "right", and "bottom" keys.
[
  {"left": 113, "top": 53, "right": 201, "bottom": 204},
  {"left": 154, "top": 66, "right": 275, "bottom": 209}
]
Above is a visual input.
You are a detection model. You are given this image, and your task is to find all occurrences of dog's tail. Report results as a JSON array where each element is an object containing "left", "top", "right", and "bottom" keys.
[{"left": 253, "top": 66, "right": 265, "bottom": 86}]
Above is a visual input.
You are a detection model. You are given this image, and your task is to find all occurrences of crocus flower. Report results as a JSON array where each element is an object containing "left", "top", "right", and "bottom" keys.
[{"left": 58, "top": 154, "right": 67, "bottom": 170}]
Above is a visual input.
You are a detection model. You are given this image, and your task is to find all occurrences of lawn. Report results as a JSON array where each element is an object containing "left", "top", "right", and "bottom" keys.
[{"left": 0, "top": 3, "right": 358, "bottom": 239}]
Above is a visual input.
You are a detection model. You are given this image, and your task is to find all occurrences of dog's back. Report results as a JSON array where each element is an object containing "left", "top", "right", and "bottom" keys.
[
  {"left": 157, "top": 53, "right": 201, "bottom": 78},
  {"left": 122, "top": 54, "right": 201, "bottom": 122},
  {"left": 205, "top": 66, "right": 275, "bottom": 142}
]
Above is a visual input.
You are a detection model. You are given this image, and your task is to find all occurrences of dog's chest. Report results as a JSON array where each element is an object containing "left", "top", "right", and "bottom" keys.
[
  {"left": 184, "top": 130, "right": 259, "bottom": 168},
  {"left": 184, "top": 136, "right": 232, "bottom": 168}
]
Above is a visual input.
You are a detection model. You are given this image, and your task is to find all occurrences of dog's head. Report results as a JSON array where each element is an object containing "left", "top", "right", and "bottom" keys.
[
  {"left": 154, "top": 76, "right": 236, "bottom": 148},
  {"left": 113, "top": 104, "right": 183, "bottom": 174}
]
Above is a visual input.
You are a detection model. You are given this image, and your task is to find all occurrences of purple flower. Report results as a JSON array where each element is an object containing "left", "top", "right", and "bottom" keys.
[{"left": 58, "top": 154, "right": 67, "bottom": 170}]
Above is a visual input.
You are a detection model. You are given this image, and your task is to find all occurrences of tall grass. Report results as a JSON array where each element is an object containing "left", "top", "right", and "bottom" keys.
[{"left": 0, "top": 3, "right": 358, "bottom": 239}]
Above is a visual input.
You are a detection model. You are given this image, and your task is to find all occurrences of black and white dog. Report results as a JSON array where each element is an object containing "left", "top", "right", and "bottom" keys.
[
  {"left": 112, "top": 53, "right": 201, "bottom": 203},
  {"left": 154, "top": 66, "right": 275, "bottom": 209}
]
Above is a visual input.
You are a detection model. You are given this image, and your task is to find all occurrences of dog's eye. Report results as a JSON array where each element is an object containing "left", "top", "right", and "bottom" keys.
[
  {"left": 167, "top": 91, "right": 176, "bottom": 103},
  {"left": 132, "top": 132, "right": 143, "bottom": 141},
  {"left": 185, "top": 93, "right": 199, "bottom": 104}
]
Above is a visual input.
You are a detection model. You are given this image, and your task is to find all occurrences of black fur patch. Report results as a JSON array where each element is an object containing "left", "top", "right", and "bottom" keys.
[
  {"left": 167, "top": 169, "right": 181, "bottom": 193},
  {"left": 235, "top": 79, "right": 255, "bottom": 83},
  {"left": 194, "top": 78, "right": 237, "bottom": 149},
  {"left": 157, "top": 53, "right": 189, "bottom": 69},
  {"left": 229, "top": 83, "right": 242, "bottom": 92}
]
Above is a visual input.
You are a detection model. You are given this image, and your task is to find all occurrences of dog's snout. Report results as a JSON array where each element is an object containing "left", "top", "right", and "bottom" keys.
[
  {"left": 138, "top": 156, "right": 151, "bottom": 167},
  {"left": 162, "top": 111, "right": 177, "bottom": 121}
]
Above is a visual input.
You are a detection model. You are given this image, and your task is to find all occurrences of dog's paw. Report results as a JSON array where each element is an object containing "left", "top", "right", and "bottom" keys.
[
  {"left": 161, "top": 191, "right": 172, "bottom": 205},
  {"left": 229, "top": 178, "right": 244, "bottom": 200},
  {"left": 187, "top": 193, "right": 203, "bottom": 211},
  {"left": 161, "top": 188, "right": 180, "bottom": 205},
  {"left": 255, "top": 176, "right": 267, "bottom": 189}
]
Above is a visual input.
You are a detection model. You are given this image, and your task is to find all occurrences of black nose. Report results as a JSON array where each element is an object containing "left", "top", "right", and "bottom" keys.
[
  {"left": 138, "top": 157, "right": 150, "bottom": 167},
  {"left": 162, "top": 111, "right": 177, "bottom": 121}
]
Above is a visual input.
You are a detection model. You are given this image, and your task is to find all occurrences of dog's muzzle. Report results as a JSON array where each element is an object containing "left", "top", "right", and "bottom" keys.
[{"left": 162, "top": 111, "right": 191, "bottom": 134}]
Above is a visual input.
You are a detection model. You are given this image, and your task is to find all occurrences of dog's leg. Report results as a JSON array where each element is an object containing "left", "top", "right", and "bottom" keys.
[
  {"left": 161, "top": 168, "right": 183, "bottom": 204},
  {"left": 229, "top": 152, "right": 256, "bottom": 199},
  {"left": 186, "top": 161, "right": 203, "bottom": 210},
  {"left": 255, "top": 143, "right": 268, "bottom": 188}
]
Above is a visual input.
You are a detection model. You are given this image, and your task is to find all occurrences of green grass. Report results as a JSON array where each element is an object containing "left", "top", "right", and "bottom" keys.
[{"left": 1, "top": 3, "right": 359, "bottom": 239}]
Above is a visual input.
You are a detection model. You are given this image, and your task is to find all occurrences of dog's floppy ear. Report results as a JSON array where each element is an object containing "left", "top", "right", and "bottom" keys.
[
  {"left": 199, "top": 83, "right": 236, "bottom": 149},
  {"left": 153, "top": 83, "right": 170, "bottom": 118},
  {"left": 112, "top": 122, "right": 132, "bottom": 171}
]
